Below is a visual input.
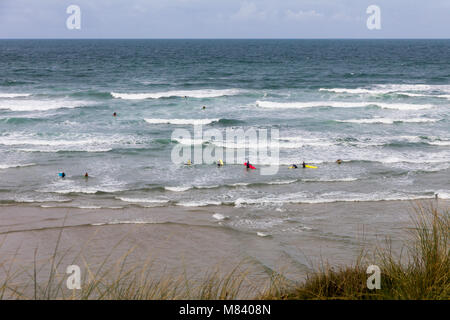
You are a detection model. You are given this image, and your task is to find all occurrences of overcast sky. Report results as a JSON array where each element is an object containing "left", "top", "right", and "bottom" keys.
[{"left": 0, "top": 0, "right": 449, "bottom": 38}]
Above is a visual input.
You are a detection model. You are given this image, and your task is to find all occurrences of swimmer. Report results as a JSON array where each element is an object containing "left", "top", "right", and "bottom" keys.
[{"left": 336, "top": 159, "right": 342, "bottom": 164}]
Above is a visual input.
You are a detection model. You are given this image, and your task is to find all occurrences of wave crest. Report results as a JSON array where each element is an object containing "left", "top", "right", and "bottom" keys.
[
  {"left": 112, "top": 89, "right": 240, "bottom": 100},
  {"left": 145, "top": 118, "right": 219, "bottom": 125},
  {"left": 256, "top": 100, "right": 433, "bottom": 110}
]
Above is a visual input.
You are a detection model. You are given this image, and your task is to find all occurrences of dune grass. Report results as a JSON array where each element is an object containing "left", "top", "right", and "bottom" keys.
[
  {"left": 0, "top": 202, "right": 448, "bottom": 300},
  {"left": 262, "top": 202, "right": 449, "bottom": 300}
]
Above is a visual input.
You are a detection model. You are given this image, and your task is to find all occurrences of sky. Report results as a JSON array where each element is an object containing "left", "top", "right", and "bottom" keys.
[{"left": 0, "top": 0, "right": 449, "bottom": 39}]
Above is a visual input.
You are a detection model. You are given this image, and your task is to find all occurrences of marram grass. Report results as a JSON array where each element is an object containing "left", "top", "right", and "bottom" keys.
[{"left": 0, "top": 202, "right": 448, "bottom": 300}]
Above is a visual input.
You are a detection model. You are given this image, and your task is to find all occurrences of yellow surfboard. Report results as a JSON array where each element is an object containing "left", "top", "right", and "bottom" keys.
[{"left": 305, "top": 165, "right": 318, "bottom": 169}]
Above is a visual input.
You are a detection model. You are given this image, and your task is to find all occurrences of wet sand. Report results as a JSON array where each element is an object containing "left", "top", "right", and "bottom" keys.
[{"left": 0, "top": 199, "right": 448, "bottom": 296}]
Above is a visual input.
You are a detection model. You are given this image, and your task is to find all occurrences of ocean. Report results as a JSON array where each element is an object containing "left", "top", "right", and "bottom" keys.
[
  {"left": 0, "top": 39, "right": 449, "bottom": 282},
  {"left": 0, "top": 39, "right": 449, "bottom": 210}
]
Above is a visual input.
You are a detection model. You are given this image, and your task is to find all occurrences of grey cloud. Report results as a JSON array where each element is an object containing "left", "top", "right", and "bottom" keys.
[{"left": 0, "top": 0, "right": 448, "bottom": 38}]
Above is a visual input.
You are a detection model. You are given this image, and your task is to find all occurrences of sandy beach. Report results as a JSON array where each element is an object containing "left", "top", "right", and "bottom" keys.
[{"left": 1, "top": 199, "right": 448, "bottom": 295}]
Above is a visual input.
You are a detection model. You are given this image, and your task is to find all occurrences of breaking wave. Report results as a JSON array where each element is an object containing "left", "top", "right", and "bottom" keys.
[{"left": 111, "top": 89, "right": 241, "bottom": 100}]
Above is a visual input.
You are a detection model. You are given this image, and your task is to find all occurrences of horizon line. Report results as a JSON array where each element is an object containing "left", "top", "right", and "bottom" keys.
[{"left": 1, "top": 37, "right": 449, "bottom": 40}]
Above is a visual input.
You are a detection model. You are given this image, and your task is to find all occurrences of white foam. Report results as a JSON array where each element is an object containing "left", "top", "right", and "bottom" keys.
[
  {"left": 337, "top": 118, "right": 440, "bottom": 124},
  {"left": 377, "top": 84, "right": 450, "bottom": 92},
  {"left": 230, "top": 218, "right": 284, "bottom": 230},
  {"left": 116, "top": 197, "right": 170, "bottom": 204},
  {"left": 257, "top": 232, "right": 270, "bottom": 237},
  {"left": 435, "top": 191, "right": 450, "bottom": 200},
  {"left": 0, "top": 93, "right": 31, "bottom": 98},
  {"left": 379, "top": 156, "right": 449, "bottom": 164},
  {"left": 320, "top": 89, "right": 430, "bottom": 97},
  {"left": 395, "top": 92, "right": 431, "bottom": 97},
  {"left": 14, "top": 197, "right": 71, "bottom": 203},
  {"left": 0, "top": 136, "right": 110, "bottom": 147},
  {"left": 44, "top": 185, "right": 125, "bottom": 194},
  {"left": 320, "top": 84, "right": 450, "bottom": 95},
  {"left": 277, "top": 137, "right": 326, "bottom": 142},
  {"left": 111, "top": 89, "right": 240, "bottom": 100},
  {"left": 234, "top": 191, "right": 435, "bottom": 207},
  {"left": 18, "top": 147, "right": 112, "bottom": 153},
  {"left": 256, "top": 100, "right": 433, "bottom": 110},
  {"left": 165, "top": 186, "right": 192, "bottom": 192},
  {"left": 212, "top": 139, "right": 332, "bottom": 149},
  {"left": 195, "top": 185, "right": 220, "bottom": 189},
  {"left": 428, "top": 141, "right": 450, "bottom": 146},
  {"left": 267, "top": 179, "right": 297, "bottom": 185},
  {"left": 0, "top": 99, "right": 92, "bottom": 111},
  {"left": 319, "top": 88, "right": 375, "bottom": 94},
  {"left": 302, "top": 178, "right": 358, "bottom": 182},
  {"left": 275, "top": 137, "right": 334, "bottom": 148},
  {"left": 0, "top": 134, "right": 138, "bottom": 153},
  {"left": 145, "top": 118, "right": 219, "bottom": 125},
  {"left": 91, "top": 219, "right": 156, "bottom": 226},
  {"left": 0, "top": 163, "right": 35, "bottom": 169},
  {"left": 228, "top": 182, "right": 251, "bottom": 187},
  {"left": 375, "top": 103, "right": 434, "bottom": 111},
  {"left": 176, "top": 200, "right": 222, "bottom": 207},
  {"left": 212, "top": 213, "right": 229, "bottom": 221}
]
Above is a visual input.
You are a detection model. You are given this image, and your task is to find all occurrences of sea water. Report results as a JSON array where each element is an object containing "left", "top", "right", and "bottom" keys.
[{"left": 0, "top": 39, "right": 449, "bottom": 209}]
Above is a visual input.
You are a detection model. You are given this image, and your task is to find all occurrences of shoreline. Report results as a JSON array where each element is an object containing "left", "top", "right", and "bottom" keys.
[{"left": 1, "top": 199, "right": 448, "bottom": 291}]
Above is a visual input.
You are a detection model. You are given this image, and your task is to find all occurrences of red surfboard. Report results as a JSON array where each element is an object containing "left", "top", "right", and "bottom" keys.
[{"left": 244, "top": 162, "right": 256, "bottom": 169}]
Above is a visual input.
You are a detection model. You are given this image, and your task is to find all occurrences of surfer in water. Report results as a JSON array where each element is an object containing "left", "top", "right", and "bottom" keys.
[
  {"left": 60, "top": 172, "right": 65, "bottom": 178},
  {"left": 336, "top": 159, "right": 342, "bottom": 164},
  {"left": 84, "top": 172, "right": 89, "bottom": 178},
  {"left": 202, "top": 106, "right": 206, "bottom": 110},
  {"left": 302, "top": 161, "right": 306, "bottom": 168},
  {"left": 291, "top": 164, "right": 298, "bottom": 169}
]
